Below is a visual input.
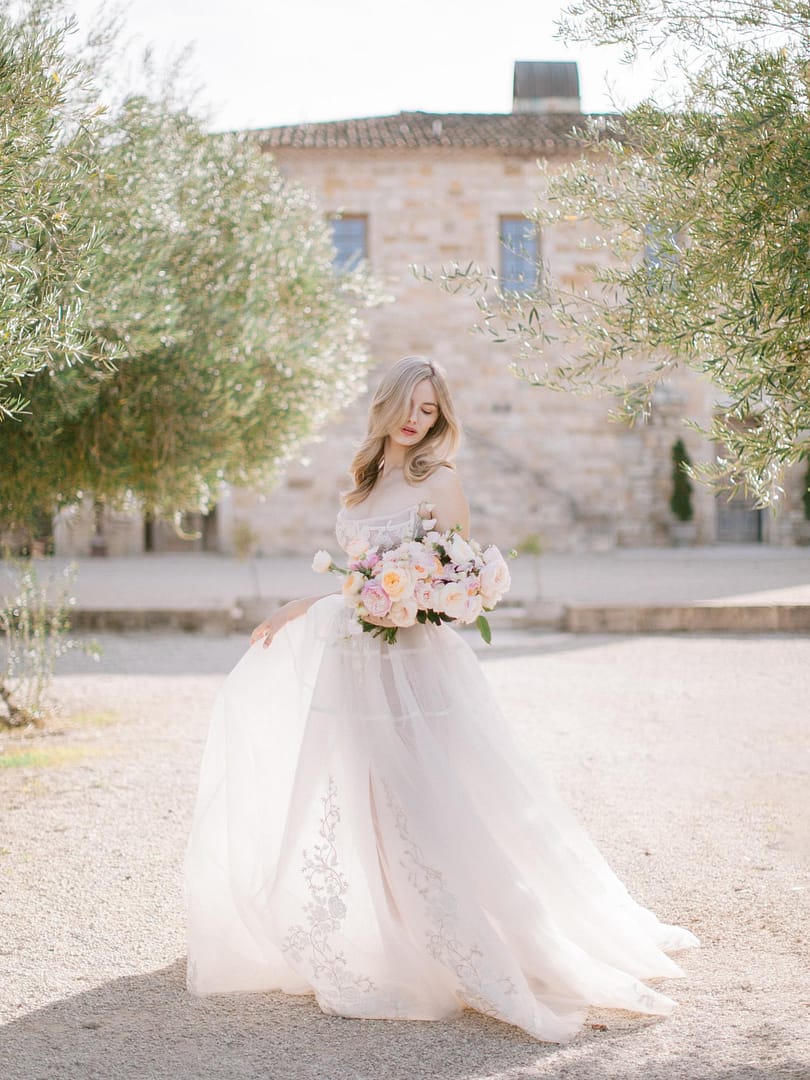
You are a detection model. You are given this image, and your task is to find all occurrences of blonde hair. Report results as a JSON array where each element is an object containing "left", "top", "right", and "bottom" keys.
[{"left": 343, "top": 356, "right": 461, "bottom": 508}]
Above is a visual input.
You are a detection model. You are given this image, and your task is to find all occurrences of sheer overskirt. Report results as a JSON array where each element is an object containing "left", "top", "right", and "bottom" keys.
[{"left": 184, "top": 592, "right": 698, "bottom": 1044}]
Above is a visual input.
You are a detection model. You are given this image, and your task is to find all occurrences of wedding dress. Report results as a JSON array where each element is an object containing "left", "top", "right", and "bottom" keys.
[{"left": 184, "top": 504, "right": 697, "bottom": 1043}]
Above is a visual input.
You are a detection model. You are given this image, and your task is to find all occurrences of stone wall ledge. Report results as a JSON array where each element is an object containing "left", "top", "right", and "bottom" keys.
[
  {"left": 563, "top": 603, "right": 810, "bottom": 634},
  {"left": 46, "top": 601, "right": 810, "bottom": 635}
]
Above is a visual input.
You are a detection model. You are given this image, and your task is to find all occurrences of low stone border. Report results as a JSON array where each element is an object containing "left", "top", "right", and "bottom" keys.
[{"left": 59, "top": 602, "right": 810, "bottom": 635}]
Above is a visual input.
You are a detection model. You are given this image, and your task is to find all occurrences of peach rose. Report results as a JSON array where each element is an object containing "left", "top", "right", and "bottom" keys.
[{"left": 379, "top": 562, "right": 414, "bottom": 601}]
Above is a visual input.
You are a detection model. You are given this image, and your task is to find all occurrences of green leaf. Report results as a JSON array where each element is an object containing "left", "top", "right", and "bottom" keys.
[{"left": 476, "top": 614, "right": 492, "bottom": 645}]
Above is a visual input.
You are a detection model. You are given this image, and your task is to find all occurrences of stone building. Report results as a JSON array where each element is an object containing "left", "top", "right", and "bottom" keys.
[
  {"left": 221, "top": 59, "right": 803, "bottom": 555},
  {"left": 53, "top": 61, "right": 806, "bottom": 557}
]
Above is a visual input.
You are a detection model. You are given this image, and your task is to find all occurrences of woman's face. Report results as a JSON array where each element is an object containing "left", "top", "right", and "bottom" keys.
[{"left": 388, "top": 378, "right": 439, "bottom": 449}]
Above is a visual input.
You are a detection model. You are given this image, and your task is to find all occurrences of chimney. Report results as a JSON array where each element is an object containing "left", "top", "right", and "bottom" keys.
[{"left": 512, "top": 61, "right": 581, "bottom": 114}]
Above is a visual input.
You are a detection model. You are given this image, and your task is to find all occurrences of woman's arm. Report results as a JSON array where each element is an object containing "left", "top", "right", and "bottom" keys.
[{"left": 250, "top": 593, "right": 335, "bottom": 648}]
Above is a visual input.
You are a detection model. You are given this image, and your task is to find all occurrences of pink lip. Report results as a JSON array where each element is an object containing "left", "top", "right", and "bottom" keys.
[{"left": 401, "top": 426, "right": 417, "bottom": 435}]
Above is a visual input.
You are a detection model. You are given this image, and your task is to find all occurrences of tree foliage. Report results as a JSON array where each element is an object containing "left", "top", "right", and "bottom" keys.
[
  {"left": 426, "top": 0, "right": 810, "bottom": 507},
  {"left": 0, "top": 0, "right": 101, "bottom": 420},
  {"left": 0, "top": 5, "right": 383, "bottom": 529}
]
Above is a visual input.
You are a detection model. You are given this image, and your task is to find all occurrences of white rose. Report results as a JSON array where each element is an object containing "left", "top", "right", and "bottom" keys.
[
  {"left": 437, "top": 581, "right": 467, "bottom": 620},
  {"left": 345, "top": 537, "right": 369, "bottom": 560},
  {"left": 460, "top": 592, "right": 483, "bottom": 623},
  {"left": 479, "top": 556, "right": 511, "bottom": 603},
  {"left": 447, "top": 534, "right": 475, "bottom": 565},
  {"left": 389, "top": 596, "right": 418, "bottom": 627},
  {"left": 312, "top": 549, "right": 333, "bottom": 573}
]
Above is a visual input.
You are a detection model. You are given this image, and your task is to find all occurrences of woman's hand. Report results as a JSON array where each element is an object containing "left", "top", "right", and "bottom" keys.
[
  {"left": 362, "top": 612, "right": 397, "bottom": 629},
  {"left": 250, "top": 608, "right": 293, "bottom": 649},
  {"left": 250, "top": 597, "right": 309, "bottom": 648},
  {"left": 249, "top": 593, "right": 335, "bottom": 648}
]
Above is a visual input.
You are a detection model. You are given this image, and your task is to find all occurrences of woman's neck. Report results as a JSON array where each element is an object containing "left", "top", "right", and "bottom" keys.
[{"left": 381, "top": 437, "right": 406, "bottom": 473}]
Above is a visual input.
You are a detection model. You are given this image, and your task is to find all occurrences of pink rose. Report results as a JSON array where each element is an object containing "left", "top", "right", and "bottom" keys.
[
  {"left": 414, "top": 579, "right": 433, "bottom": 608},
  {"left": 360, "top": 581, "right": 392, "bottom": 618}
]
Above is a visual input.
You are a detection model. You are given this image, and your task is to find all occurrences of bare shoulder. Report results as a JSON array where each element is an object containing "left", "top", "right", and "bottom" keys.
[
  {"left": 420, "top": 465, "right": 470, "bottom": 535},
  {"left": 425, "top": 463, "right": 466, "bottom": 498}
]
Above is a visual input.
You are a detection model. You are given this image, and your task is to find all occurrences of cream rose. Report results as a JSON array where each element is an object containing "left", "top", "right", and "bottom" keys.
[
  {"left": 312, "top": 549, "right": 333, "bottom": 573},
  {"left": 436, "top": 581, "right": 468, "bottom": 620},
  {"left": 341, "top": 570, "right": 364, "bottom": 598},
  {"left": 389, "top": 596, "right": 418, "bottom": 627},
  {"left": 345, "top": 537, "right": 370, "bottom": 561}
]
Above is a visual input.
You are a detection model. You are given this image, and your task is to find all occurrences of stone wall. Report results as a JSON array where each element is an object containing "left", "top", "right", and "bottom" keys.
[
  {"left": 223, "top": 145, "right": 733, "bottom": 556},
  {"left": 52, "top": 143, "right": 806, "bottom": 556}
]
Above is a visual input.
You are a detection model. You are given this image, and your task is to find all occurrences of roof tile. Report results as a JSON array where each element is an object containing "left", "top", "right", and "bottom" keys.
[{"left": 252, "top": 110, "right": 620, "bottom": 152}]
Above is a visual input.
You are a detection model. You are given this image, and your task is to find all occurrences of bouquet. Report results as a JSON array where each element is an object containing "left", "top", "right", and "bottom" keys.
[{"left": 312, "top": 503, "right": 511, "bottom": 644}]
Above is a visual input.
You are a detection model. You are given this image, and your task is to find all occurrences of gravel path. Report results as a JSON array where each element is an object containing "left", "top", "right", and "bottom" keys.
[{"left": 1, "top": 631, "right": 808, "bottom": 1080}]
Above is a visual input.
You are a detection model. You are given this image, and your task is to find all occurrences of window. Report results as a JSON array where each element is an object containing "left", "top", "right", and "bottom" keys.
[
  {"left": 499, "top": 216, "right": 538, "bottom": 293},
  {"left": 643, "top": 223, "right": 680, "bottom": 291},
  {"left": 330, "top": 214, "right": 368, "bottom": 272}
]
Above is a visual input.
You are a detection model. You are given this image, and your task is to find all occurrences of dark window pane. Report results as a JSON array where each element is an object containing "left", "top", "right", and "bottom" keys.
[{"left": 500, "top": 217, "right": 538, "bottom": 293}]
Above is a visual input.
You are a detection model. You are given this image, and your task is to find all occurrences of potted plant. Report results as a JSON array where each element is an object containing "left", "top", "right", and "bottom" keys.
[
  {"left": 798, "top": 459, "right": 810, "bottom": 545},
  {"left": 669, "top": 438, "right": 697, "bottom": 545}
]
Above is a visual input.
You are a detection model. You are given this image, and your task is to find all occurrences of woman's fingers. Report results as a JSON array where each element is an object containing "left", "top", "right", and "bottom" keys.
[{"left": 250, "top": 620, "right": 270, "bottom": 646}]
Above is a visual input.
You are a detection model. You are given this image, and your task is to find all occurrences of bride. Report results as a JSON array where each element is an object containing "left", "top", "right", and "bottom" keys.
[{"left": 184, "top": 355, "right": 698, "bottom": 1044}]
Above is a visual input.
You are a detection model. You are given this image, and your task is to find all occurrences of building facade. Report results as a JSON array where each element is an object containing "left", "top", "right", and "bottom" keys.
[{"left": 53, "top": 62, "right": 807, "bottom": 557}]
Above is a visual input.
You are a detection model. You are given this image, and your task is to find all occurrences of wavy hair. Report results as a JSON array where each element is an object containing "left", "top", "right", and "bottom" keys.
[{"left": 343, "top": 356, "right": 461, "bottom": 508}]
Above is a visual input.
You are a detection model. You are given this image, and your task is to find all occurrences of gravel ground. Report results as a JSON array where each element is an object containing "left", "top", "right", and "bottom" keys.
[{"left": 0, "top": 630, "right": 808, "bottom": 1080}]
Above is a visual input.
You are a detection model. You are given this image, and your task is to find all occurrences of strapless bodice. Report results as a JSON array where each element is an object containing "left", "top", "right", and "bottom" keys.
[{"left": 335, "top": 504, "right": 421, "bottom": 554}]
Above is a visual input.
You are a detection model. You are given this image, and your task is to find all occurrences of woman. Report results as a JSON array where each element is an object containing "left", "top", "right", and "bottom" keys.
[{"left": 184, "top": 355, "right": 697, "bottom": 1044}]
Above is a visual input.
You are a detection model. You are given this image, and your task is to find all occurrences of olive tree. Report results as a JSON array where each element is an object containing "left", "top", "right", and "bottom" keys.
[
  {"left": 0, "top": 25, "right": 382, "bottom": 531},
  {"left": 428, "top": 0, "right": 810, "bottom": 506},
  {"left": 0, "top": 0, "right": 101, "bottom": 421}
]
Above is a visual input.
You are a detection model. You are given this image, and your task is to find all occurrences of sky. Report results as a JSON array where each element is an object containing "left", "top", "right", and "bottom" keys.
[{"left": 69, "top": 0, "right": 674, "bottom": 133}]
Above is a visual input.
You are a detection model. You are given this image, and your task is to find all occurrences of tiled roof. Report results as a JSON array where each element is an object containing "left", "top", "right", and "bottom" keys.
[{"left": 253, "top": 111, "right": 620, "bottom": 152}]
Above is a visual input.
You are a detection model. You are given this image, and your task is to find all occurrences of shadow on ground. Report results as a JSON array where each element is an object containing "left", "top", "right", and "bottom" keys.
[{"left": 1, "top": 961, "right": 805, "bottom": 1080}]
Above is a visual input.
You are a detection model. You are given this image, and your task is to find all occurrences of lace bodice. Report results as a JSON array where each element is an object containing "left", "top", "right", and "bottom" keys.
[{"left": 336, "top": 504, "right": 421, "bottom": 554}]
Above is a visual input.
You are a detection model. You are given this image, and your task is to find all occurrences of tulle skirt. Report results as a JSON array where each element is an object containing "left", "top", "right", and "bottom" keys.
[{"left": 184, "top": 595, "right": 697, "bottom": 1043}]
